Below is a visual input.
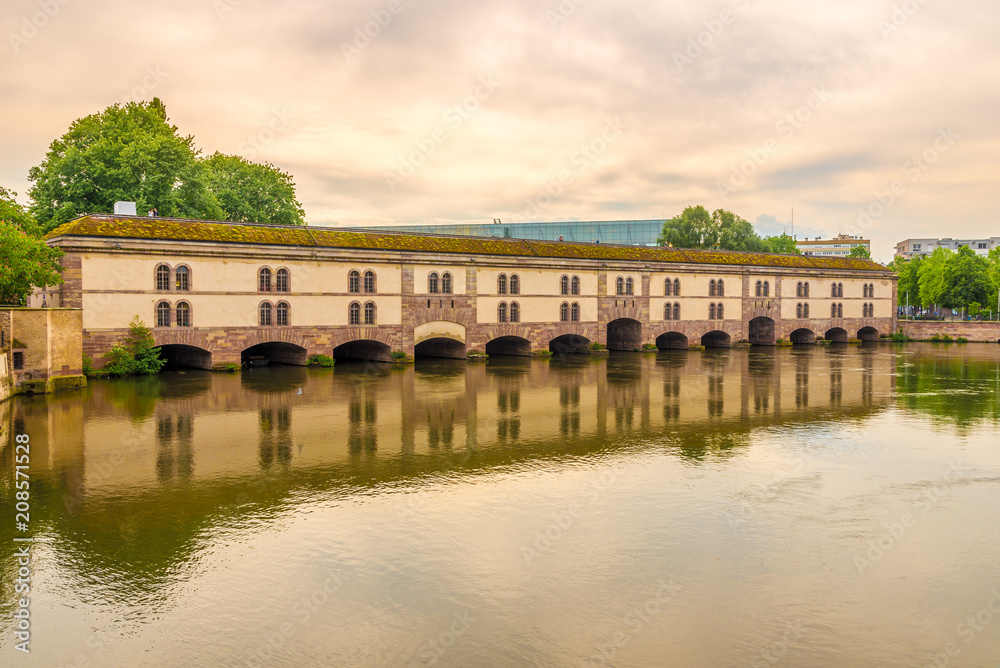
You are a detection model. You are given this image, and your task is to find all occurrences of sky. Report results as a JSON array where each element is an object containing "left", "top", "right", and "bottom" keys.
[{"left": 1, "top": 0, "right": 998, "bottom": 263}]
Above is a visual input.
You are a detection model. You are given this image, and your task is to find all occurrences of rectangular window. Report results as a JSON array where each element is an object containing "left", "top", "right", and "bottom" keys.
[{"left": 13, "top": 351, "right": 24, "bottom": 370}]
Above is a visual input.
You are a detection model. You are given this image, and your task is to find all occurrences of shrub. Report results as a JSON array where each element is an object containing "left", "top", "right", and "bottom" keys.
[
  {"left": 307, "top": 353, "right": 335, "bottom": 367},
  {"left": 890, "top": 332, "right": 913, "bottom": 343},
  {"left": 102, "top": 317, "right": 165, "bottom": 376},
  {"left": 642, "top": 343, "right": 658, "bottom": 350},
  {"left": 391, "top": 351, "right": 408, "bottom": 360},
  {"left": 941, "top": 334, "right": 953, "bottom": 342},
  {"left": 590, "top": 342, "right": 607, "bottom": 350},
  {"left": 82, "top": 353, "right": 95, "bottom": 376},
  {"left": 217, "top": 362, "right": 240, "bottom": 372},
  {"left": 930, "top": 334, "right": 941, "bottom": 342},
  {"left": 956, "top": 337, "right": 968, "bottom": 343}
]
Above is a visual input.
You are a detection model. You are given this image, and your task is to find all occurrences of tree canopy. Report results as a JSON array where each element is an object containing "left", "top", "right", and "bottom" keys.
[
  {"left": 894, "top": 246, "right": 1000, "bottom": 311},
  {"left": 203, "top": 153, "right": 305, "bottom": 226},
  {"left": 847, "top": 245, "right": 872, "bottom": 259},
  {"left": 657, "top": 206, "right": 802, "bottom": 254},
  {"left": 0, "top": 187, "right": 63, "bottom": 304},
  {"left": 761, "top": 233, "right": 801, "bottom": 255},
  {"left": 27, "top": 99, "right": 307, "bottom": 232}
]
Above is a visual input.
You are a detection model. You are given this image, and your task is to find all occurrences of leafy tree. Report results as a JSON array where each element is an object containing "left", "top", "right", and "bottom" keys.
[
  {"left": 28, "top": 99, "right": 224, "bottom": 232},
  {"left": 657, "top": 206, "right": 767, "bottom": 252},
  {"left": 892, "top": 255, "right": 923, "bottom": 308},
  {"left": 0, "top": 219, "right": 64, "bottom": 305},
  {"left": 761, "top": 233, "right": 800, "bottom": 254},
  {"left": 917, "top": 247, "right": 951, "bottom": 308},
  {"left": 0, "top": 187, "right": 40, "bottom": 236},
  {"left": 201, "top": 153, "right": 305, "bottom": 225},
  {"left": 102, "top": 316, "right": 165, "bottom": 376},
  {"left": 942, "top": 245, "right": 992, "bottom": 309},
  {"left": 847, "top": 245, "right": 872, "bottom": 259}
]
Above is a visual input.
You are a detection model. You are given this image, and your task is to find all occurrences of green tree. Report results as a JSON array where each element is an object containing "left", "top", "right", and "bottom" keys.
[
  {"left": 942, "top": 245, "right": 992, "bottom": 309},
  {"left": 28, "top": 99, "right": 223, "bottom": 232},
  {"left": 0, "top": 187, "right": 41, "bottom": 236},
  {"left": 657, "top": 206, "right": 767, "bottom": 252},
  {"left": 202, "top": 153, "right": 306, "bottom": 225},
  {"left": 761, "top": 233, "right": 801, "bottom": 254},
  {"left": 892, "top": 255, "right": 923, "bottom": 309},
  {"left": 917, "top": 247, "right": 951, "bottom": 308},
  {"left": 847, "top": 245, "right": 872, "bottom": 259},
  {"left": 102, "top": 316, "right": 165, "bottom": 376},
  {"left": 0, "top": 220, "right": 64, "bottom": 305}
]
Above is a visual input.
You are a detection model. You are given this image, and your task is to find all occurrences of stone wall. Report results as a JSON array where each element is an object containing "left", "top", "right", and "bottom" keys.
[
  {"left": 1, "top": 308, "right": 85, "bottom": 394},
  {"left": 0, "top": 352, "right": 11, "bottom": 404},
  {"left": 899, "top": 320, "right": 1000, "bottom": 343}
]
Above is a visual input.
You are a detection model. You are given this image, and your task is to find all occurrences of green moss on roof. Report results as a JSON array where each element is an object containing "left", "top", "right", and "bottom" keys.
[{"left": 46, "top": 215, "right": 890, "bottom": 272}]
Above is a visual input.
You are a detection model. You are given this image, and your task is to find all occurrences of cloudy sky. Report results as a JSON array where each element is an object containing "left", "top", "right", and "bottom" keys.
[{"left": 2, "top": 0, "right": 997, "bottom": 261}]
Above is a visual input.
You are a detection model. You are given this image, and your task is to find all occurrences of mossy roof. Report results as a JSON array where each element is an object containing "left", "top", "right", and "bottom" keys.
[{"left": 47, "top": 215, "right": 889, "bottom": 272}]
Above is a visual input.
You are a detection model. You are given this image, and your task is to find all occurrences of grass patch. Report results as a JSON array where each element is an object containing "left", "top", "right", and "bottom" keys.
[{"left": 307, "top": 353, "right": 335, "bottom": 367}]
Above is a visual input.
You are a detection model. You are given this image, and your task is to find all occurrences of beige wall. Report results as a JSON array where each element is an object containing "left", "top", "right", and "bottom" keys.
[
  {"left": 476, "top": 296, "right": 599, "bottom": 324},
  {"left": 478, "top": 268, "right": 599, "bottom": 297},
  {"left": 413, "top": 265, "right": 466, "bottom": 295}
]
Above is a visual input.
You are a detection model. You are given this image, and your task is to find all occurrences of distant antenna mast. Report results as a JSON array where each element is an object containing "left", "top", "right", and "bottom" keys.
[{"left": 791, "top": 208, "right": 794, "bottom": 238}]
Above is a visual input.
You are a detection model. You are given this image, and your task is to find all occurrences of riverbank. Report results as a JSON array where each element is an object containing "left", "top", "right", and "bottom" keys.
[{"left": 898, "top": 320, "right": 1000, "bottom": 343}]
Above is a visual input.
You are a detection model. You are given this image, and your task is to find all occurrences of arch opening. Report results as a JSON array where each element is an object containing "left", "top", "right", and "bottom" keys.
[
  {"left": 485, "top": 336, "right": 532, "bottom": 357},
  {"left": 549, "top": 334, "right": 592, "bottom": 355},
  {"left": 701, "top": 331, "right": 732, "bottom": 348},
  {"left": 414, "top": 337, "right": 467, "bottom": 359},
  {"left": 655, "top": 332, "right": 689, "bottom": 350},
  {"left": 607, "top": 318, "right": 643, "bottom": 351},
  {"left": 789, "top": 328, "right": 816, "bottom": 345},
  {"left": 749, "top": 316, "right": 776, "bottom": 346},
  {"left": 857, "top": 326, "right": 879, "bottom": 342},
  {"left": 156, "top": 344, "right": 213, "bottom": 370},
  {"left": 825, "top": 327, "right": 849, "bottom": 344},
  {"left": 242, "top": 341, "right": 308, "bottom": 366},
  {"left": 333, "top": 340, "right": 392, "bottom": 363}
]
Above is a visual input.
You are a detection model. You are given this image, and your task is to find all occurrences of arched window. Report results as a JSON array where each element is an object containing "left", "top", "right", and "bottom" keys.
[
  {"left": 363, "top": 270, "right": 375, "bottom": 293},
  {"left": 803, "top": 282, "right": 809, "bottom": 298},
  {"left": 673, "top": 278, "right": 681, "bottom": 296},
  {"left": 276, "top": 301, "right": 289, "bottom": 326},
  {"left": 803, "top": 303, "right": 809, "bottom": 318},
  {"left": 832, "top": 303, "right": 838, "bottom": 318},
  {"left": 763, "top": 281, "right": 770, "bottom": 297},
  {"left": 176, "top": 301, "right": 190, "bottom": 327},
  {"left": 442, "top": 272, "right": 453, "bottom": 294},
  {"left": 560, "top": 302, "right": 569, "bottom": 322},
  {"left": 863, "top": 284, "right": 869, "bottom": 299},
  {"left": 571, "top": 276, "right": 580, "bottom": 295},
  {"left": 497, "top": 274, "right": 507, "bottom": 295},
  {"left": 837, "top": 303, "right": 843, "bottom": 318},
  {"left": 259, "top": 268, "right": 272, "bottom": 292},
  {"left": 348, "top": 270, "right": 360, "bottom": 293},
  {"left": 364, "top": 302, "right": 376, "bottom": 325},
  {"left": 508, "top": 274, "right": 518, "bottom": 295},
  {"left": 710, "top": 279, "right": 717, "bottom": 297},
  {"left": 673, "top": 302, "right": 680, "bottom": 320},
  {"left": 259, "top": 302, "right": 272, "bottom": 326},
  {"left": 796, "top": 281, "right": 803, "bottom": 298},
  {"left": 665, "top": 278, "right": 673, "bottom": 297},
  {"left": 156, "top": 264, "right": 171, "bottom": 291},
  {"left": 796, "top": 302, "right": 803, "bottom": 318},
  {"left": 498, "top": 302, "right": 508, "bottom": 323},
  {"left": 510, "top": 302, "right": 520, "bottom": 322},
  {"left": 156, "top": 301, "right": 171, "bottom": 327},
  {"left": 428, "top": 272, "right": 440, "bottom": 294},
  {"left": 349, "top": 302, "right": 360, "bottom": 325},
  {"left": 869, "top": 283, "right": 875, "bottom": 297},
  {"left": 756, "top": 280, "right": 763, "bottom": 297},
  {"left": 616, "top": 276, "right": 625, "bottom": 295},
  {"left": 831, "top": 282, "right": 838, "bottom": 298},
  {"left": 276, "top": 268, "right": 289, "bottom": 293},
  {"left": 717, "top": 279, "right": 724, "bottom": 297},
  {"left": 710, "top": 302, "right": 717, "bottom": 320},
  {"left": 665, "top": 302, "right": 673, "bottom": 320},
  {"left": 838, "top": 283, "right": 844, "bottom": 298},
  {"left": 718, "top": 303, "right": 724, "bottom": 320},
  {"left": 175, "top": 266, "right": 190, "bottom": 291},
  {"left": 625, "top": 277, "right": 634, "bottom": 295},
  {"left": 560, "top": 275, "right": 570, "bottom": 295},
  {"left": 571, "top": 302, "right": 580, "bottom": 322}
]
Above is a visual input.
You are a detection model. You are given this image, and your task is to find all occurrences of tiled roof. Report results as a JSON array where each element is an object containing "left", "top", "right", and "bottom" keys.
[{"left": 47, "top": 215, "right": 890, "bottom": 272}]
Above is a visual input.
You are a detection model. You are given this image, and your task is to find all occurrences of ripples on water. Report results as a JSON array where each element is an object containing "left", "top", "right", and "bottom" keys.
[{"left": 1, "top": 344, "right": 999, "bottom": 667}]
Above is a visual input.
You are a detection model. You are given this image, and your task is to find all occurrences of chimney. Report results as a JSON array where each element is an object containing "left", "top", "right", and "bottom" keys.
[{"left": 114, "top": 201, "right": 137, "bottom": 215}]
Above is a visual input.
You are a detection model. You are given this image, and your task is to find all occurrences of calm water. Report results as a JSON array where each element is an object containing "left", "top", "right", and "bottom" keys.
[{"left": 2, "top": 344, "right": 1000, "bottom": 667}]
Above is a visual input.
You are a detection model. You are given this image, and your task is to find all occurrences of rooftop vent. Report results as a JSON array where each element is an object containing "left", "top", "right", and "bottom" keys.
[{"left": 114, "top": 201, "right": 137, "bottom": 215}]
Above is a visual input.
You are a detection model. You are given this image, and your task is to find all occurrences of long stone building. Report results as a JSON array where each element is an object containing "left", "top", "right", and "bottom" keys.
[{"left": 42, "top": 215, "right": 897, "bottom": 368}]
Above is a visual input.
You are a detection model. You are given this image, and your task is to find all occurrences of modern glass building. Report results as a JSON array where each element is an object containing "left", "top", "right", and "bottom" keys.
[{"left": 356, "top": 220, "right": 666, "bottom": 246}]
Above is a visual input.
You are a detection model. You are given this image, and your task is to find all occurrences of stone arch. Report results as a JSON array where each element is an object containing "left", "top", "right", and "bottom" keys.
[
  {"left": 414, "top": 320, "right": 466, "bottom": 346},
  {"left": 414, "top": 338, "right": 467, "bottom": 359},
  {"left": 857, "top": 326, "right": 880, "bottom": 342},
  {"left": 333, "top": 339, "right": 392, "bottom": 362},
  {"left": 156, "top": 344, "right": 213, "bottom": 370},
  {"left": 485, "top": 336, "right": 532, "bottom": 357},
  {"left": 549, "top": 333, "right": 592, "bottom": 355},
  {"left": 789, "top": 328, "right": 816, "bottom": 345},
  {"left": 825, "top": 327, "right": 849, "bottom": 343},
  {"left": 701, "top": 330, "right": 732, "bottom": 348},
  {"left": 749, "top": 316, "right": 776, "bottom": 346},
  {"left": 607, "top": 318, "right": 643, "bottom": 351},
  {"left": 241, "top": 340, "right": 308, "bottom": 366},
  {"left": 655, "top": 332, "right": 688, "bottom": 350}
]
